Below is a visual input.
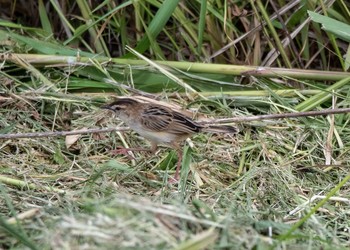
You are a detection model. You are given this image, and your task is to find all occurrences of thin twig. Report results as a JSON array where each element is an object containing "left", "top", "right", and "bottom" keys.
[
  {"left": 199, "top": 108, "right": 350, "bottom": 124},
  {"left": 0, "top": 127, "right": 129, "bottom": 140},
  {"left": 0, "top": 108, "right": 349, "bottom": 140}
]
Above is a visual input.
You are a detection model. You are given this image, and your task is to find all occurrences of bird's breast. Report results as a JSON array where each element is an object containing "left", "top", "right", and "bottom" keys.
[{"left": 133, "top": 127, "right": 178, "bottom": 144}]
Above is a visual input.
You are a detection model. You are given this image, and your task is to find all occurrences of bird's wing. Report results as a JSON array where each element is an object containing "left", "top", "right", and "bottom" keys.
[{"left": 141, "top": 105, "right": 201, "bottom": 134}]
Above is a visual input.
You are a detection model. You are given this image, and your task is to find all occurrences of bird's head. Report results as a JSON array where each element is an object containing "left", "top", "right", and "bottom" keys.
[{"left": 101, "top": 98, "right": 140, "bottom": 116}]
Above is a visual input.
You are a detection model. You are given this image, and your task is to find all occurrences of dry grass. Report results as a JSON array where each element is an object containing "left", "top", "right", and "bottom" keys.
[
  {"left": 2, "top": 1, "right": 350, "bottom": 249},
  {"left": 1, "top": 88, "right": 350, "bottom": 249}
]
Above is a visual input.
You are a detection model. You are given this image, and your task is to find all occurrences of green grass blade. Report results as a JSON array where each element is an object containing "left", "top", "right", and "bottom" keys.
[
  {"left": 179, "top": 145, "right": 192, "bottom": 188},
  {"left": 0, "top": 215, "right": 38, "bottom": 250},
  {"left": 38, "top": 0, "right": 53, "bottom": 35},
  {"left": 124, "top": 0, "right": 180, "bottom": 57},
  {"left": 76, "top": 0, "right": 109, "bottom": 56},
  {"left": 134, "top": 1, "right": 165, "bottom": 59},
  {"left": 2, "top": 30, "right": 96, "bottom": 57},
  {"left": 256, "top": 0, "right": 292, "bottom": 68},
  {"left": 173, "top": 228, "right": 218, "bottom": 250},
  {"left": 278, "top": 173, "right": 350, "bottom": 241},
  {"left": 197, "top": 0, "right": 207, "bottom": 55},
  {"left": 308, "top": 11, "right": 350, "bottom": 42},
  {"left": 295, "top": 77, "right": 350, "bottom": 111},
  {"left": 0, "top": 184, "right": 38, "bottom": 250}
]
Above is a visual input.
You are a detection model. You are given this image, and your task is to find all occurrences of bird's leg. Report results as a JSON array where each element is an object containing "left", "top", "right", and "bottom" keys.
[
  {"left": 168, "top": 143, "right": 183, "bottom": 183},
  {"left": 173, "top": 149, "right": 183, "bottom": 181}
]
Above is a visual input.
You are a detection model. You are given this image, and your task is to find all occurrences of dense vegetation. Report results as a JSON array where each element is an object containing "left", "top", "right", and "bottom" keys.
[{"left": 1, "top": 1, "right": 350, "bottom": 249}]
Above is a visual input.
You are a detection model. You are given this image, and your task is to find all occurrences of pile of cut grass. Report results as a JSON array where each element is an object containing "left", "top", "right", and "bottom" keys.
[
  {"left": 1, "top": 1, "right": 350, "bottom": 249},
  {"left": 1, "top": 82, "right": 350, "bottom": 249}
]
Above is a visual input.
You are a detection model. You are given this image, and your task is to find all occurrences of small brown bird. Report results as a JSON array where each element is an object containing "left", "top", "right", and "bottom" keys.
[{"left": 102, "top": 97, "right": 237, "bottom": 181}]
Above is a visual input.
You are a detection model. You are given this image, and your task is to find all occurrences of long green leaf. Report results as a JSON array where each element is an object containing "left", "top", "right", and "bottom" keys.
[
  {"left": 308, "top": 11, "right": 350, "bottom": 42},
  {"left": 295, "top": 77, "right": 350, "bottom": 111},
  {"left": 38, "top": 0, "right": 53, "bottom": 35},
  {"left": 1, "top": 30, "right": 96, "bottom": 57},
  {"left": 124, "top": 0, "right": 180, "bottom": 57},
  {"left": 197, "top": 0, "right": 207, "bottom": 55}
]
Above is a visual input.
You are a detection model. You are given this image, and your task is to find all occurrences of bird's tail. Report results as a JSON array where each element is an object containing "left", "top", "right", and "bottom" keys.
[{"left": 201, "top": 125, "right": 238, "bottom": 134}]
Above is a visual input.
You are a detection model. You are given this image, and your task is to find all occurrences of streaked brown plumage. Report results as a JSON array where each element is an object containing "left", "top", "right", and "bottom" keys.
[{"left": 102, "top": 97, "right": 237, "bottom": 181}]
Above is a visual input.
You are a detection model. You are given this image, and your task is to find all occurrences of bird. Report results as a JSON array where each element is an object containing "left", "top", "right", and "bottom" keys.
[{"left": 101, "top": 97, "right": 237, "bottom": 182}]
